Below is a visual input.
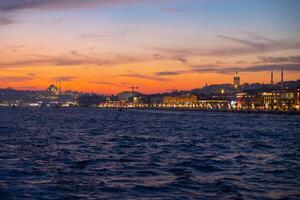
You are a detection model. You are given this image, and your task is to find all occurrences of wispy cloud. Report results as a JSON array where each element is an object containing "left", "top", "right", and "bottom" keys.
[
  {"left": 52, "top": 76, "right": 77, "bottom": 82},
  {"left": 0, "top": 16, "right": 15, "bottom": 26},
  {"left": 151, "top": 63, "right": 300, "bottom": 77},
  {"left": 160, "top": 7, "right": 182, "bottom": 13},
  {"left": 91, "top": 81, "right": 123, "bottom": 87},
  {"left": 191, "top": 64, "right": 300, "bottom": 74},
  {"left": 0, "top": 0, "right": 158, "bottom": 12},
  {"left": 218, "top": 35, "right": 266, "bottom": 50},
  {"left": 155, "top": 34, "right": 300, "bottom": 58},
  {"left": 241, "top": 31, "right": 275, "bottom": 42},
  {"left": 0, "top": 76, "right": 36, "bottom": 83},
  {"left": 155, "top": 70, "right": 188, "bottom": 76},
  {"left": 4, "top": 45, "right": 26, "bottom": 52},
  {"left": 160, "top": 5, "right": 198, "bottom": 14},
  {"left": 215, "top": 35, "right": 300, "bottom": 56},
  {"left": 257, "top": 56, "right": 300, "bottom": 64},
  {"left": 119, "top": 72, "right": 168, "bottom": 81},
  {"left": 79, "top": 33, "right": 115, "bottom": 40},
  {"left": 79, "top": 30, "right": 133, "bottom": 40},
  {"left": 0, "top": 51, "right": 146, "bottom": 68},
  {"left": 0, "top": 0, "right": 161, "bottom": 27}
]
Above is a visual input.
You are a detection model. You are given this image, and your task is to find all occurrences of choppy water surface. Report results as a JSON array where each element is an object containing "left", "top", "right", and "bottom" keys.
[{"left": 0, "top": 108, "right": 299, "bottom": 199}]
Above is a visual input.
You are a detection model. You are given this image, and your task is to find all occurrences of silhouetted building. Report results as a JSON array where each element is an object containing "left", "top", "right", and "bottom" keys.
[
  {"left": 78, "top": 94, "right": 106, "bottom": 107},
  {"left": 271, "top": 70, "right": 274, "bottom": 85},
  {"left": 281, "top": 68, "right": 284, "bottom": 90},
  {"left": 117, "top": 91, "right": 142, "bottom": 102}
]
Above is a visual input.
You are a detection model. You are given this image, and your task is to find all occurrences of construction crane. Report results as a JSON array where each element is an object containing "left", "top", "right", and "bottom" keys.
[
  {"left": 129, "top": 86, "right": 139, "bottom": 93},
  {"left": 167, "top": 87, "right": 178, "bottom": 93}
]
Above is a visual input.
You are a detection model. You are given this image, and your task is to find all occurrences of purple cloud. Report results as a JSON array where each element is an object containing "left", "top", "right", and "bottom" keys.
[
  {"left": 0, "top": 52, "right": 146, "bottom": 68},
  {"left": 192, "top": 64, "right": 300, "bottom": 74},
  {"left": 257, "top": 56, "right": 300, "bottom": 64},
  {"left": 0, "top": 0, "right": 160, "bottom": 11},
  {"left": 0, "top": 16, "right": 15, "bottom": 26},
  {"left": 155, "top": 34, "right": 300, "bottom": 58}
]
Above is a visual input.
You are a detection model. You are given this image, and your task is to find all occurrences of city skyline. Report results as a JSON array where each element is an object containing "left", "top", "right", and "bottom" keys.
[{"left": 1, "top": 0, "right": 300, "bottom": 94}]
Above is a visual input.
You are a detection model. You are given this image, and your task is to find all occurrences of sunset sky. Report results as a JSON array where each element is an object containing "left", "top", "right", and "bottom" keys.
[{"left": 0, "top": 0, "right": 300, "bottom": 94}]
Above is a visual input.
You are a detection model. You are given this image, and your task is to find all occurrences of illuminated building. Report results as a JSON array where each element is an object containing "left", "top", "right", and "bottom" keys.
[
  {"left": 133, "top": 96, "right": 143, "bottom": 103},
  {"left": 236, "top": 89, "right": 300, "bottom": 110},
  {"left": 197, "top": 100, "right": 230, "bottom": 109},
  {"left": 163, "top": 94, "right": 198, "bottom": 104},
  {"left": 233, "top": 71, "right": 240, "bottom": 89},
  {"left": 236, "top": 93, "right": 262, "bottom": 110},
  {"left": 47, "top": 84, "right": 59, "bottom": 96}
]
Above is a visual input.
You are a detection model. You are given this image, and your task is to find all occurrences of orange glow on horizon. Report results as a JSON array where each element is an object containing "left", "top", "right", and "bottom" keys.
[{"left": 0, "top": 1, "right": 299, "bottom": 94}]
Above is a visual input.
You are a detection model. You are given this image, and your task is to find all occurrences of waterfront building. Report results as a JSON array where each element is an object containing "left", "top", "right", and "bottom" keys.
[
  {"left": 236, "top": 93, "right": 263, "bottom": 110},
  {"left": 197, "top": 100, "right": 230, "bottom": 110},
  {"left": 149, "top": 96, "right": 164, "bottom": 105},
  {"left": 163, "top": 94, "right": 198, "bottom": 105},
  {"left": 261, "top": 90, "right": 299, "bottom": 110},
  {"left": 279, "top": 89, "right": 300, "bottom": 110},
  {"left": 236, "top": 89, "right": 300, "bottom": 110},
  {"left": 133, "top": 96, "right": 148, "bottom": 104}
]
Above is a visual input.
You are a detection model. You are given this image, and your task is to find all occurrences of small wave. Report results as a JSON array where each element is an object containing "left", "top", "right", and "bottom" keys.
[{"left": 0, "top": 108, "right": 299, "bottom": 199}]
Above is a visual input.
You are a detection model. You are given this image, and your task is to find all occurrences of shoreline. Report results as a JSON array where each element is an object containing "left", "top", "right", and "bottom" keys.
[
  {"left": 100, "top": 107, "right": 300, "bottom": 115},
  {"left": 1, "top": 106, "right": 299, "bottom": 115}
]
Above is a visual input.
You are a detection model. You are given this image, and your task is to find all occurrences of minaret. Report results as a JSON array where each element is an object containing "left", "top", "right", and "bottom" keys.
[
  {"left": 59, "top": 81, "right": 62, "bottom": 94},
  {"left": 281, "top": 68, "right": 284, "bottom": 90},
  {"left": 271, "top": 70, "right": 274, "bottom": 85}
]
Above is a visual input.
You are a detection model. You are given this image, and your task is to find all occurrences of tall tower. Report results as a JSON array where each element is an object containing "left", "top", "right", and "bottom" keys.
[
  {"left": 233, "top": 71, "right": 240, "bottom": 90},
  {"left": 281, "top": 68, "right": 284, "bottom": 90},
  {"left": 59, "top": 81, "right": 62, "bottom": 94},
  {"left": 271, "top": 70, "right": 274, "bottom": 85}
]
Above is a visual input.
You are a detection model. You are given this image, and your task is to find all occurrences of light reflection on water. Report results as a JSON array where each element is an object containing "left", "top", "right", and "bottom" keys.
[{"left": 0, "top": 108, "right": 299, "bottom": 199}]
